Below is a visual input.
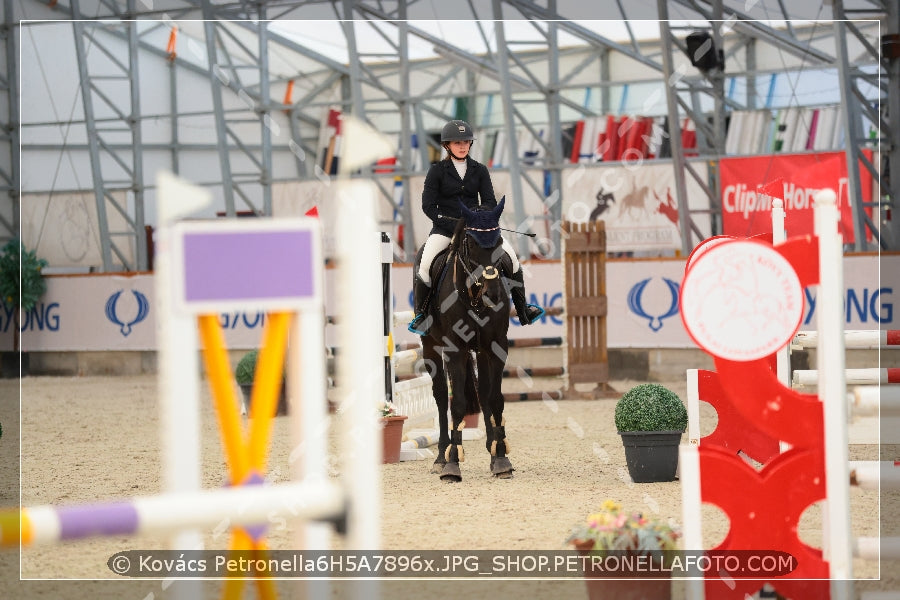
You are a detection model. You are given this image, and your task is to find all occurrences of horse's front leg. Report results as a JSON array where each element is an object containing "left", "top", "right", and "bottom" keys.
[
  {"left": 440, "top": 353, "right": 469, "bottom": 482},
  {"left": 422, "top": 341, "right": 449, "bottom": 475},
  {"left": 479, "top": 344, "right": 513, "bottom": 478}
]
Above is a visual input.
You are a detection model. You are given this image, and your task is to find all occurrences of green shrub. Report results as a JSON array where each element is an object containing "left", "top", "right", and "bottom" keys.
[
  {"left": 235, "top": 350, "right": 258, "bottom": 385},
  {"left": 0, "top": 239, "right": 48, "bottom": 311},
  {"left": 614, "top": 383, "right": 687, "bottom": 432}
]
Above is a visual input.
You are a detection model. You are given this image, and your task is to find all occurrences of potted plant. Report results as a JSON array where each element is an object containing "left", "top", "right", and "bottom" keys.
[
  {"left": 235, "top": 349, "right": 288, "bottom": 416},
  {"left": 566, "top": 499, "right": 678, "bottom": 600},
  {"left": 0, "top": 240, "right": 48, "bottom": 378},
  {"left": 378, "top": 400, "right": 407, "bottom": 464},
  {"left": 614, "top": 383, "right": 687, "bottom": 483}
]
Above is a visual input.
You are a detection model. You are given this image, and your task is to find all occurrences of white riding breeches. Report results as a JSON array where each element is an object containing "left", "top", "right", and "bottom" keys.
[
  {"left": 500, "top": 237, "right": 520, "bottom": 273},
  {"left": 417, "top": 234, "right": 450, "bottom": 283},
  {"left": 417, "top": 233, "right": 520, "bottom": 283}
]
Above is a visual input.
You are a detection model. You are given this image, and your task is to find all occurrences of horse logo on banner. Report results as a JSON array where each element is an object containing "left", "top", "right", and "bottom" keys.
[
  {"left": 105, "top": 290, "right": 150, "bottom": 337},
  {"left": 628, "top": 277, "right": 680, "bottom": 332}
]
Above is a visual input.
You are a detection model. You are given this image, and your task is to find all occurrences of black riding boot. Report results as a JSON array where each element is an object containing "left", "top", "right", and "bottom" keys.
[
  {"left": 508, "top": 269, "right": 544, "bottom": 325},
  {"left": 408, "top": 275, "right": 433, "bottom": 335}
]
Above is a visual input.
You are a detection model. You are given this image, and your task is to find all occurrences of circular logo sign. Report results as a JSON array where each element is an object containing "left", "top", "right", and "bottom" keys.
[
  {"left": 680, "top": 240, "right": 804, "bottom": 361},
  {"left": 685, "top": 235, "right": 736, "bottom": 274}
]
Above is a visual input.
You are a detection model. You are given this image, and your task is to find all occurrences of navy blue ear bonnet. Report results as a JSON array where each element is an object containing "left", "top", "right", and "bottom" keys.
[{"left": 459, "top": 196, "right": 505, "bottom": 248}]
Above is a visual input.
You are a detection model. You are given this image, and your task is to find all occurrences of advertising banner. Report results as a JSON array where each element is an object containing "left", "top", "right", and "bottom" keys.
[
  {"left": 719, "top": 151, "right": 873, "bottom": 243},
  {"left": 3, "top": 255, "right": 894, "bottom": 352},
  {"left": 561, "top": 161, "right": 711, "bottom": 253},
  {"left": 8, "top": 274, "right": 265, "bottom": 352}
]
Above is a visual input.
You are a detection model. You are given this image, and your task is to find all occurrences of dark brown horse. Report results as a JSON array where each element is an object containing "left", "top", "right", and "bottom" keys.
[{"left": 415, "top": 198, "right": 514, "bottom": 482}]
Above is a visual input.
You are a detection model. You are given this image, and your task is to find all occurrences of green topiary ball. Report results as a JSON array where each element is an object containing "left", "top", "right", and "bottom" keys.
[
  {"left": 235, "top": 350, "right": 258, "bottom": 385},
  {"left": 614, "top": 383, "right": 688, "bottom": 432}
]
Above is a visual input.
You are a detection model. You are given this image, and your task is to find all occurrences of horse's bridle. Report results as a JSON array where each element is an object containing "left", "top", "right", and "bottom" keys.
[{"left": 455, "top": 229, "right": 503, "bottom": 312}]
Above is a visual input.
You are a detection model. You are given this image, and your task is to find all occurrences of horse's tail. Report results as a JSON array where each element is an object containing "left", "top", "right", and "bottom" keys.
[{"left": 464, "top": 352, "right": 480, "bottom": 416}]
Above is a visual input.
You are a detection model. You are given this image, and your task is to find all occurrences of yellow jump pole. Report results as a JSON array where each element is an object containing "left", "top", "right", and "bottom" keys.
[
  {"left": 243, "top": 312, "right": 292, "bottom": 600},
  {"left": 0, "top": 509, "right": 24, "bottom": 547},
  {"left": 247, "top": 311, "right": 293, "bottom": 474},
  {"left": 214, "top": 310, "right": 291, "bottom": 600},
  {"left": 197, "top": 314, "right": 257, "bottom": 600},
  {"left": 197, "top": 314, "right": 250, "bottom": 481}
]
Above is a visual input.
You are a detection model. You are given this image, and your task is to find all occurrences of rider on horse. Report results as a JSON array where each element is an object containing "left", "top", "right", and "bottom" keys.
[{"left": 408, "top": 119, "right": 544, "bottom": 335}]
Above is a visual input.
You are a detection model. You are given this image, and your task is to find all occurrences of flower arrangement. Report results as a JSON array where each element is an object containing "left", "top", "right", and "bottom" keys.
[
  {"left": 566, "top": 500, "right": 680, "bottom": 556},
  {"left": 378, "top": 400, "right": 398, "bottom": 418}
]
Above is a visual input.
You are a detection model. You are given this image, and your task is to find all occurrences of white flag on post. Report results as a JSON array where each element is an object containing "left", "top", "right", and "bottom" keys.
[
  {"left": 339, "top": 115, "right": 396, "bottom": 175},
  {"left": 157, "top": 171, "right": 212, "bottom": 224}
]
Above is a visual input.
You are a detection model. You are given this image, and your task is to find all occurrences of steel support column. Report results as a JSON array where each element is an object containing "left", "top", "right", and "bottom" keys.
[
  {"left": 658, "top": 5, "right": 696, "bottom": 255},
  {"left": 397, "top": 15, "right": 417, "bottom": 256},
  {"left": 0, "top": 0, "right": 18, "bottom": 244},
  {"left": 257, "top": 13, "right": 273, "bottom": 216},
  {"left": 833, "top": 0, "right": 891, "bottom": 250},
  {"left": 491, "top": 1, "right": 528, "bottom": 257},
  {"left": 341, "top": 0, "right": 366, "bottom": 120},
  {"left": 71, "top": 6, "right": 146, "bottom": 271},
  {"left": 168, "top": 37, "right": 180, "bottom": 176},
  {"left": 887, "top": 2, "right": 900, "bottom": 247},
  {"left": 202, "top": 12, "right": 237, "bottom": 217},
  {"left": 544, "top": 11, "right": 564, "bottom": 258},
  {"left": 126, "top": 6, "right": 147, "bottom": 271}
]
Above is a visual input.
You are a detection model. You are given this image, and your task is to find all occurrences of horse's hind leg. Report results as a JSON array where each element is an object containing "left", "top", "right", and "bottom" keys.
[
  {"left": 422, "top": 341, "right": 448, "bottom": 475},
  {"left": 439, "top": 356, "right": 469, "bottom": 482}
]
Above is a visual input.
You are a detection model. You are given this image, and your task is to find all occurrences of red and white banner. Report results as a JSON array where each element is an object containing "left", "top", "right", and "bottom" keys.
[
  {"left": 562, "top": 161, "right": 711, "bottom": 252},
  {"left": 719, "top": 151, "right": 873, "bottom": 242}
]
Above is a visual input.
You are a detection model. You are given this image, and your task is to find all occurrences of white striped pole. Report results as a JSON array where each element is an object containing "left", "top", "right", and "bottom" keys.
[
  {"left": 15, "top": 480, "right": 344, "bottom": 547},
  {"left": 392, "top": 310, "right": 416, "bottom": 328},
  {"left": 854, "top": 537, "right": 900, "bottom": 561},
  {"left": 292, "top": 295, "right": 331, "bottom": 550},
  {"left": 771, "top": 198, "right": 792, "bottom": 388},
  {"left": 793, "top": 329, "right": 900, "bottom": 349},
  {"left": 793, "top": 368, "right": 900, "bottom": 387},
  {"left": 392, "top": 348, "right": 423, "bottom": 367},
  {"left": 155, "top": 173, "right": 205, "bottom": 600},
  {"left": 814, "top": 188, "right": 853, "bottom": 581},
  {"left": 678, "top": 444, "right": 705, "bottom": 598},
  {"left": 849, "top": 461, "right": 900, "bottom": 491},
  {"left": 335, "top": 180, "right": 382, "bottom": 552},
  {"left": 686, "top": 369, "right": 702, "bottom": 447},
  {"left": 852, "top": 386, "right": 900, "bottom": 416}
]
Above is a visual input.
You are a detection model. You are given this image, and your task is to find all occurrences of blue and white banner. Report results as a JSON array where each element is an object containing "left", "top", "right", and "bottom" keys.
[{"left": 2, "top": 255, "right": 894, "bottom": 352}]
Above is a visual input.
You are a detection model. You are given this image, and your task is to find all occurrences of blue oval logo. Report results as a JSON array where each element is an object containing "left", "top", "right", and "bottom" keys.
[
  {"left": 627, "top": 277, "right": 680, "bottom": 332},
  {"left": 105, "top": 290, "right": 150, "bottom": 337}
]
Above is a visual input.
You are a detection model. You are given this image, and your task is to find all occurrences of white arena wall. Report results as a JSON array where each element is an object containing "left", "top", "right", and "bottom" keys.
[{"left": 4, "top": 254, "right": 898, "bottom": 381}]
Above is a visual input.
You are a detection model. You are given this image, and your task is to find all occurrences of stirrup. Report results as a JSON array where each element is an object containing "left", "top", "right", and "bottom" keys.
[
  {"left": 408, "top": 313, "right": 429, "bottom": 336},
  {"left": 523, "top": 304, "right": 545, "bottom": 325}
]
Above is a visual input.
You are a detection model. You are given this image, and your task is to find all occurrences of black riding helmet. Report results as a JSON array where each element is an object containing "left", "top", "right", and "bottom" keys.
[{"left": 441, "top": 119, "right": 475, "bottom": 143}]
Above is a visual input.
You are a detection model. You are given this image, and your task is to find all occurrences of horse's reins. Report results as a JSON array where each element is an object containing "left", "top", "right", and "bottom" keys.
[
  {"left": 438, "top": 214, "right": 537, "bottom": 238},
  {"left": 457, "top": 227, "right": 502, "bottom": 309}
]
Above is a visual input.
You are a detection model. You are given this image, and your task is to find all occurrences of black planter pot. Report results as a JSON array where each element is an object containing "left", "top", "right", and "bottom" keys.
[
  {"left": 239, "top": 382, "right": 288, "bottom": 416},
  {"left": 618, "top": 430, "right": 683, "bottom": 483}
]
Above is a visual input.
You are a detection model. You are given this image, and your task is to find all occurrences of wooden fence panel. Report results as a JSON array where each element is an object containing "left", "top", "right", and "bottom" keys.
[{"left": 562, "top": 221, "right": 614, "bottom": 397}]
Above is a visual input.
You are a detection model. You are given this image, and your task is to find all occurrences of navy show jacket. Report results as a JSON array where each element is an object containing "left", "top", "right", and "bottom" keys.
[{"left": 421, "top": 156, "right": 497, "bottom": 236}]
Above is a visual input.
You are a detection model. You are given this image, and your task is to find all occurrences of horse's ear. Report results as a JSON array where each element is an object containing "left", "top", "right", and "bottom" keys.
[{"left": 494, "top": 196, "right": 506, "bottom": 216}]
